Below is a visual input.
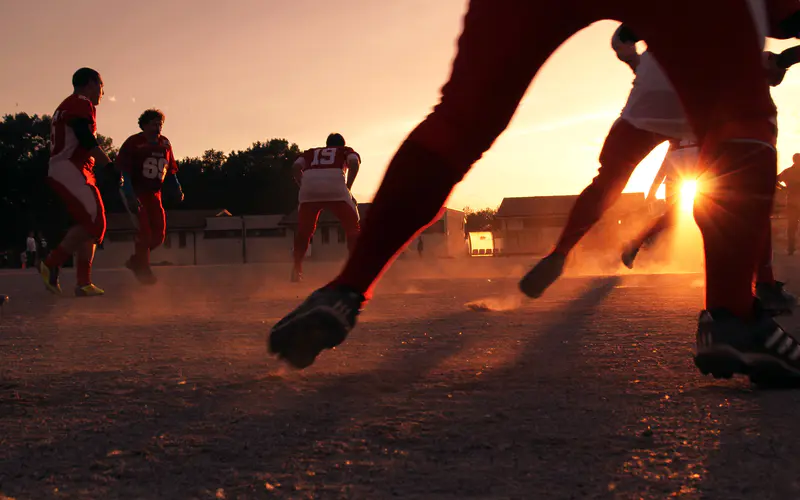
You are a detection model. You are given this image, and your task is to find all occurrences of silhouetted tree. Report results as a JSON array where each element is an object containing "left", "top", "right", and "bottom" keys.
[{"left": 463, "top": 206, "right": 497, "bottom": 232}]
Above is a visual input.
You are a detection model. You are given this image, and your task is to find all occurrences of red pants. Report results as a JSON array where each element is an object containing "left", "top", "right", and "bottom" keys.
[
  {"left": 133, "top": 191, "right": 166, "bottom": 266},
  {"left": 293, "top": 201, "right": 360, "bottom": 272},
  {"left": 47, "top": 162, "right": 106, "bottom": 243},
  {"left": 333, "top": 0, "right": 777, "bottom": 319},
  {"left": 554, "top": 119, "right": 668, "bottom": 254}
]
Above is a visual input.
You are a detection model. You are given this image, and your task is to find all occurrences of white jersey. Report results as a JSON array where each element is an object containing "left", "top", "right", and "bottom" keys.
[
  {"left": 299, "top": 169, "right": 354, "bottom": 204},
  {"left": 620, "top": 0, "right": 771, "bottom": 142},
  {"left": 619, "top": 52, "right": 694, "bottom": 141},
  {"left": 295, "top": 146, "right": 360, "bottom": 205}
]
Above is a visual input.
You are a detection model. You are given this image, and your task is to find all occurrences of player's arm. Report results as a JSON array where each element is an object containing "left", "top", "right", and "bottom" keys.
[
  {"left": 114, "top": 138, "right": 137, "bottom": 195},
  {"left": 291, "top": 157, "right": 306, "bottom": 186},
  {"left": 611, "top": 24, "right": 640, "bottom": 72},
  {"left": 646, "top": 174, "right": 666, "bottom": 201},
  {"left": 776, "top": 44, "right": 800, "bottom": 69},
  {"left": 647, "top": 159, "right": 671, "bottom": 200},
  {"left": 115, "top": 138, "right": 135, "bottom": 173},
  {"left": 70, "top": 117, "right": 112, "bottom": 168},
  {"left": 778, "top": 166, "right": 792, "bottom": 185},
  {"left": 165, "top": 145, "right": 184, "bottom": 201},
  {"left": 345, "top": 152, "right": 360, "bottom": 190},
  {"left": 164, "top": 174, "right": 183, "bottom": 201}
]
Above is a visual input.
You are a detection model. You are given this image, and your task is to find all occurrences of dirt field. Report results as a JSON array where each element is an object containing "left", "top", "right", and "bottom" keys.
[{"left": 3, "top": 252, "right": 800, "bottom": 499}]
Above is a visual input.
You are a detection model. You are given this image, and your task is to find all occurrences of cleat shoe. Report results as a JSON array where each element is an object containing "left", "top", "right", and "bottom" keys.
[
  {"left": 620, "top": 242, "right": 641, "bottom": 270},
  {"left": 290, "top": 268, "right": 303, "bottom": 283},
  {"left": 75, "top": 284, "right": 105, "bottom": 297},
  {"left": 125, "top": 257, "right": 157, "bottom": 285},
  {"left": 38, "top": 262, "right": 62, "bottom": 295},
  {"left": 268, "top": 285, "right": 365, "bottom": 369},
  {"left": 694, "top": 306, "right": 800, "bottom": 387},
  {"left": 519, "top": 252, "right": 566, "bottom": 298},
  {"left": 755, "top": 281, "right": 797, "bottom": 317}
]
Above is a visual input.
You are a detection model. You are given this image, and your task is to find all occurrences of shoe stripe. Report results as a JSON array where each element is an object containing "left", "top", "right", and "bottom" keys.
[
  {"left": 790, "top": 344, "right": 800, "bottom": 362},
  {"left": 778, "top": 335, "right": 795, "bottom": 355},
  {"left": 765, "top": 328, "right": 784, "bottom": 349}
]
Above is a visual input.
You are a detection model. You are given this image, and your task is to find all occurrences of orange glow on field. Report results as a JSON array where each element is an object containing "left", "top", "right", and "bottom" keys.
[{"left": 680, "top": 180, "right": 698, "bottom": 213}]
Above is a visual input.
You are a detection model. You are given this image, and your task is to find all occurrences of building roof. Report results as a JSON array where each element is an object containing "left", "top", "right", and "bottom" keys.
[
  {"left": 242, "top": 214, "right": 285, "bottom": 229},
  {"left": 496, "top": 193, "right": 645, "bottom": 218},
  {"left": 106, "top": 209, "right": 231, "bottom": 232}
]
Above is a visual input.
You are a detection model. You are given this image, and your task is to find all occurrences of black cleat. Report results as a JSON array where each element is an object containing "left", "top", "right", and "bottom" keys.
[
  {"left": 519, "top": 252, "right": 566, "bottom": 298},
  {"left": 694, "top": 306, "right": 800, "bottom": 387},
  {"left": 620, "top": 242, "right": 641, "bottom": 270},
  {"left": 38, "top": 261, "right": 62, "bottom": 294},
  {"left": 125, "top": 257, "right": 157, "bottom": 285},
  {"left": 268, "top": 285, "right": 365, "bottom": 369},
  {"left": 290, "top": 268, "right": 303, "bottom": 283},
  {"left": 755, "top": 281, "right": 797, "bottom": 317}
]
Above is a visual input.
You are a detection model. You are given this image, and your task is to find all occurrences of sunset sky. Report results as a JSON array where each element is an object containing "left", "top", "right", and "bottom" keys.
[{"left": 3, "top": 0, "right": 800, "bottom": 210}]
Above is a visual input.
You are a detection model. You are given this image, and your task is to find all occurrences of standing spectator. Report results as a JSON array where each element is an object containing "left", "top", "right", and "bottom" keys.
[
  {"left": 25, "top": 232, "right": 37, "bottom": 270},
  {"left": 417, "top": 237, "right": 424, "bottom": 258},
  {"left": 778, "top": 154, "right": 800, "bottom": 255},
  {"left": 37, "top": 232, "right": 48, "bottom": 262}
]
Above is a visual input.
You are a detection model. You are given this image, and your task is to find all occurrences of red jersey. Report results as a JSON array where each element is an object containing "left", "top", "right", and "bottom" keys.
[
  {"left": 49, "top": 94, "right": 97, "bottom": 171},
  {"left": 298, "top": 146, "right": 360, "bottom": 173},
  {"left": 117, "top": 133, "right": 179, "bottom": 194}
]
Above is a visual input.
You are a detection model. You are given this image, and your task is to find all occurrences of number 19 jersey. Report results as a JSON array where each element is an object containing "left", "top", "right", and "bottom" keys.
[
  {"left": 117, "top": 133, "right": 179, "bottom": 194},
  {"left": 296, "top": 146, "right": 360, "bottom": 204}
]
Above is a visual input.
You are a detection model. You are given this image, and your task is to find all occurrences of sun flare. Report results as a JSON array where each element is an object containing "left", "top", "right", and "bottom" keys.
[{"left": 679, "top": 180, "right": 698, "bottom": 213}]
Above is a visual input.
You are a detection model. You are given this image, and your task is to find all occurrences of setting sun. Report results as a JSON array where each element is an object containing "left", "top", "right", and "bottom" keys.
[{"left": 680, "top": 180, "right": 698, "bottom": 213}]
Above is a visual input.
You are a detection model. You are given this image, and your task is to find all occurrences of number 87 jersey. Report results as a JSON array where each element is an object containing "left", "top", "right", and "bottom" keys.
[{"left": 117, "top": 132, "right": 179, "bottom": 194}]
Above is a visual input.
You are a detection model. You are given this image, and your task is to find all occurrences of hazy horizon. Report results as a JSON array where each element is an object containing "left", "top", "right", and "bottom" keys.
[{"left": 3, "top": 0, "right": 800, "bottom": 210}]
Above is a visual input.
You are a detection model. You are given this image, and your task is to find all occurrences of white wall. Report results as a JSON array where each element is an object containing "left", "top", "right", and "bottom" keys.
[{"left": 95, "top": 230, "right": 200, "bottom": 268}]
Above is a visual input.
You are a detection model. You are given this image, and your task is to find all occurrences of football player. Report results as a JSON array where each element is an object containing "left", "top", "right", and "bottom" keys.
[
  {"left": 116, "top": 109, "right": 183, "bottom": 284},
  {"left": 290, "top": 133, "right": 361, "bottom": 282},
  {"left": 41, "top": 67, "right": 113, "bottom": 296}
]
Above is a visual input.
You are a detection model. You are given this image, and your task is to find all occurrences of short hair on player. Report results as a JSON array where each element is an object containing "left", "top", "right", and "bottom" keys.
[
  {"left": 72, "top": 68, "right": 101, "bottom": 89},
  {"left": 138, "top": 109, "right": 166, "bottom": 130},
  {"left": 326, "top": 133, "right": 346, "bottom": 147}
]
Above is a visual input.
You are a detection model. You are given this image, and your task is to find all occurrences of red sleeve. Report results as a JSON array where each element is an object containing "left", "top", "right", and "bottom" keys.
[
  {"left": 64, "top": 96, "right": 95, "bottom": 123},
  {"left": 168, "top": 145, "right": 179, "bottom": 174},
  {"left": 116, "top": 136, "right": 137, "bottom": 172}
]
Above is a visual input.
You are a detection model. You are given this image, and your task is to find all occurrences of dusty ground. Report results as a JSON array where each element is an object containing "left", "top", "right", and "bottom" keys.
[{"left": 3, "top": 249, "right": 800, "bottom": 499}]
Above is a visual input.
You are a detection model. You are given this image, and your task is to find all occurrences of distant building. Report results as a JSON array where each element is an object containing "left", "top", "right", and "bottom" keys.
[{"left": 494, "top": 193, "right": 651, "bottom": 256}]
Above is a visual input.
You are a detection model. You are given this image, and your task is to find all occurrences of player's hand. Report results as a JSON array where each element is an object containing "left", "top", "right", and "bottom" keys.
[
  {"left": 167, "top": 185, "right": 184, "bottom": 203},
  {"left": 765, "top": 52, "right": 788, "bottom": 87}
]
